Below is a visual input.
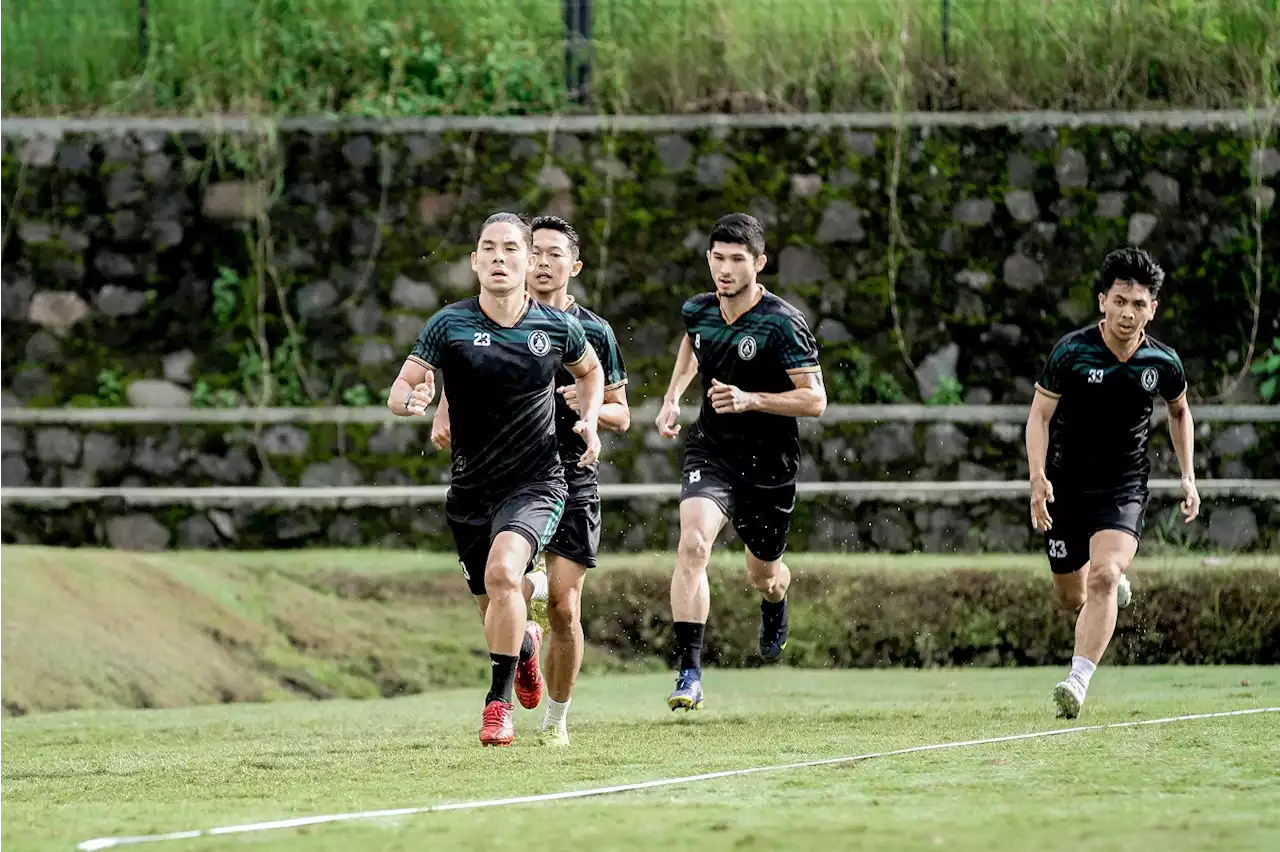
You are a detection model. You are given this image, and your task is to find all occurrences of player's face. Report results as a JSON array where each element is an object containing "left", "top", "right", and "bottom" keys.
[
  {"left": 527, "top": 229, "right": 582, "bottom": 296},
  {"left": 1098, "top": 280, "right": 1157, "bottom": 341},
  {"left": 471, "top": 222, "right": 532, "bottom": 296},
  {"left": 706, "top": 241, "right": 767, "bottom": 299}
]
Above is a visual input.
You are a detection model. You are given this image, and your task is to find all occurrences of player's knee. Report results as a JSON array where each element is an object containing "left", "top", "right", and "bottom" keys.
[
  {"left": 483, "top": 559, "right": 523, "bottom": 597},
  {"left": 547, "top": 591, "right": 580, "bottom": 634},
  {"left": 1087, "top": 560, "right": 1123, "bottom": 593},
  {"left": 676, "top": 530, "right": 714, "bottom": 571},
  {"left": 747, "top": 559, "right": 784, "bottom": 594},
  {"left": 1056, "top": 586, "right": 1087, "bottom": 611}
]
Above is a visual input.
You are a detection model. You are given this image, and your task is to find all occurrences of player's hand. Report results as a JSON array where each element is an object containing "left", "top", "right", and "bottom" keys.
[
  {"left": 709, "top": 379, "right": 755, "bottom": 414},
  {"left": 1030, "top": 474, "right": 1054, "bottom": 532},
  {"left": 1180, "top": 474, "right": 1200, "bottom": 523},
  {"left": 573, "top": 420, "right": 601, "bottom": 467},
  {"left": 656, "top": 398, "right": 681, "bottom": 439},
  {"left": 405, "top": 377, "right": 434, "bottom": 416},
  {"left": 430, "top": 410, "right": 451, "bottom": 450},
  {"left": 557, "top": 384, "right": 581, "bottom": 414}
]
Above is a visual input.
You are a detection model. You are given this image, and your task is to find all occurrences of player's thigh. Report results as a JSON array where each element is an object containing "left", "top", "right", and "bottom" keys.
[
  {"left": 488, "top": 482, "right": 567, "bottom": 589},
  {"left": 545, "top": 552, "right": 588, "bottom": 627},
  {"left": 445, "top": 501, "right": 492, "bottom": 597},
  {"left": 679, "top": 448, "right": 732, "bottom": 556},
  {"left": 545, "top": 497, "right": 601, "bottom": 570},
  {"left": 1043, "top": 493, "right": 1090, "bottom": 579},
  {"left": 1089, "top": 528, "right": 1139, "bottom": 577},
  {"left": 733, "top": 481, "right": 796, "bottom": 566}
]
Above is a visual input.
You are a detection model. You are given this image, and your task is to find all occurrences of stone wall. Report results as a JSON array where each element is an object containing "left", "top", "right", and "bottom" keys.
[
  {"left": 2, "top": 114, "right": 1277, "bottom": 552},
  {"left": 2, "top": 416, "right": 1276, "bottom": 552}
]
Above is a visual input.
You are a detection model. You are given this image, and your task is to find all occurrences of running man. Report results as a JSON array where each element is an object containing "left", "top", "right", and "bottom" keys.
[
  {"left": 432, "top": 215, "right": 630, "bottom": 745},
  {"left": 1026, "top": 247, "right": 1199, "bottom": 719},
  {"left": 655, "top": 213, "right": 826, "bottom": 711},
  {"left": 388, "top": 212, "right": 605, "bottom": 746}
]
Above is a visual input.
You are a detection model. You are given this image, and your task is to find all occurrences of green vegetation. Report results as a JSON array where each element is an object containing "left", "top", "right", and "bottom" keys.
[
  {"left": 3, "top": 668, "right": 1278, "bottom": 851},
  {"left": 3, "top": 547, "right": 1276, "bottom": 715},
  {"left": 3, "top": 0, "right": 1277, "bottom": 116}
]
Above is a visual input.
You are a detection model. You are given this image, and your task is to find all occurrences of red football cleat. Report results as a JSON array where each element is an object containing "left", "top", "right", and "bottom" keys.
[
  {"left": 514, "top": 622, "right": 544, "bottom": 710},
  {"left": 479, "top": 700, "right": 515, "bottom": 747}
]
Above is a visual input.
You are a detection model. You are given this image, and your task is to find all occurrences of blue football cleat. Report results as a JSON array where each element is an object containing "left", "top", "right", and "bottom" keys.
[
  {"left": 667, "top": 669, "right": 704, "bottom": 711},
  {"left": 759, "top": 597, "right": 789, "bottom": 662}
]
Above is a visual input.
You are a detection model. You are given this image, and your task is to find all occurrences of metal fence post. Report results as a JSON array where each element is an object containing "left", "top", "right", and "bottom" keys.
[
  {"left": 138, "top": 0, "right": 151, "bottom": 68},
  {"left": 563, "top": 0, "right": 592, "bottom": 106}
]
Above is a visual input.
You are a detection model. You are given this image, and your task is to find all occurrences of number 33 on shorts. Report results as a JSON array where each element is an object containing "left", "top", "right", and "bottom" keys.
[{"left": 1048, "top": 538, "right": 1067, "bottom": 558}]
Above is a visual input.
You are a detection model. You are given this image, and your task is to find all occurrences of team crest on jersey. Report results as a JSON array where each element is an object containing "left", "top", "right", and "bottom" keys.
[
  {"left": 737, "top": 335, "right": 757, "bottom": 361},
  {"left": 1140, "top": 367, "right": 1158, "bottom": 392},
  {"left": 528, "top": 330, "right": 551, "bottom": 356}
]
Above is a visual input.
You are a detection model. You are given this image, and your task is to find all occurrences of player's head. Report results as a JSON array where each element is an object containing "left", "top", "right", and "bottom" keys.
[
  {"left": 706, "top": 213, "right": 767, "bottom": 299},
  {"left": 526, "top": 215, "right": 583, "bottom": 298},
  {"left": 1096, "top": 247, "right": 1164, "bottom": 341},
  {"left": 472, "top": 212, "right": 533, "bottom": 296}
]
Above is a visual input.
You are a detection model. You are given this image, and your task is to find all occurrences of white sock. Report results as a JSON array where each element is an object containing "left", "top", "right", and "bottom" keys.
[
  {"left": 543, "top": 697, "right": 570, "bottom": 730},
  {"left": 526, "top": 571, "right": 548, "bottom": 602},
  {"left": 1070, "top": 655, "right": 1097, "bottom": 689}
]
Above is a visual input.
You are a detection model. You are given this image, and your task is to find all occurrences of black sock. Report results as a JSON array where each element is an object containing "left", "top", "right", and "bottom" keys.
[
  {"left": 762, "top": 597, "right": 786, "bottom": 615},
  {"left": 673, "top": 621, "right": 705, "bottom": 673},
  {"left": 486, "top": 654, "right": 518, "bottom": 705},
  {"left": 518, "top": 630, "right": 535, "bottom": 662}
]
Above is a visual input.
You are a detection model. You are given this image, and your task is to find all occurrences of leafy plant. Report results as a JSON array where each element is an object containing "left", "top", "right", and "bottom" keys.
[
  {"left": 211, "top": 267, "right": 240, "bottom": 326},
  {"left": 1250, "top": 338, "right": 1280, "bottom": 402},
  {"left": 927, "top": 377, "right": 964, "bottom": 406},
  {"left": 342, "top": 384, "right": 374, "bottom": 407},
  {"left": 95, "top": 370, "right": 126, "bottom": 406}
]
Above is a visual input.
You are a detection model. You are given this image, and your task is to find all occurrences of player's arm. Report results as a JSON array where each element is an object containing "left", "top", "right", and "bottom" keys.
[
  {"left": 388, "top": 313, "right": 445, "bottom": 417},
  {"left": 559, "top": 323, "right": 630, "bottom": 432},
  {"left": 561, "top": 314, "right": 604, "bottom": 465},
  {"left": 715, "top": 370, "right": 827, "bottom": 417},
  {"left": 656, "top": 334, "right": 698, "bottom": 438},
  {"left": 1164, "top": 374, "right": 1199, "bottom": 522},
  {"left": 431, "top": 386, "right": 451, "bottom": 449}
]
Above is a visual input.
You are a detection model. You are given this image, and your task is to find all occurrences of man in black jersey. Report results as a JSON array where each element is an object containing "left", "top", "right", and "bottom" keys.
[
  {"left": 431, "top": 216, "right": 630, "bottom": 746},
  {"left": 655, "top": 213, "right": 826, "bottom": 711},
  {"left": 1026, "top": 247, "right": 1199, "bottom": 719},
  {"left": 387, "top": 212, "right": 605, "bottom": 746}
]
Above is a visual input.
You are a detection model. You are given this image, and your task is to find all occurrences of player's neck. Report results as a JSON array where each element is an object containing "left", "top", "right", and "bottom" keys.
[
  {"left": 478, "top": 288, "right": 530, "bottom": 328},
  {"left": 719, "top": 283, "right": 765, "bottom": 325},
  {"left": 531, "top": 287, "right": 573, "bottom": 311},
  {"left": 1099, "top": 320, "right": 1143, "bottom": 361}
]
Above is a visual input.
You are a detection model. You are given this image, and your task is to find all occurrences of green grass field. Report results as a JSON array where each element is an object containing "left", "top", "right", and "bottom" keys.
[
  {"left": 3, "top": 0, "right": 1276, "bottom": 115},
  {"left": 4, "top": 668, "right": 1279, "bottom": 852}
]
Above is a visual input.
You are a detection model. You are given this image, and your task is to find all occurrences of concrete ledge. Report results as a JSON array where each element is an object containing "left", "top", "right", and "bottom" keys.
[
  {"left": 1, "top": 109, "right": 1274, "bottom": 138},
  {"left": 3, "top": 403, "right": 1276, "bottom": 425},
  {"left": 2, "top": 479, "right": 1275, "bottom": 508}
]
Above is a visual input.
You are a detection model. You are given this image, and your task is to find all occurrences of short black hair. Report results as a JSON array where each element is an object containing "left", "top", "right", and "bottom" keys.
[
  {"left": 530, "top": 215, "right": 580, "bottom": 259},
  {"left": 479, "top": 212, "right": 532, "bottom": 250},
  {"left": 708, "top": 213, "right": 766, "bottom": 258},
  {"left": 1098, "top": 247, "right": 1165, "bottom": 299}
]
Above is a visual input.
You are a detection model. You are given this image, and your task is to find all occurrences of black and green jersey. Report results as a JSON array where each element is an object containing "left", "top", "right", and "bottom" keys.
[
  {"left": 682, "top": 290, "right": 822, "bottom": 487},
  {"left": 1036, "top": 322, "right": 1187, "bottom": 493},
  {"left": 556, "top": 298, "right": 627, "bottom": 497},
  {"left": 410, "top": 296, "right": 589, "bottom": 502}
]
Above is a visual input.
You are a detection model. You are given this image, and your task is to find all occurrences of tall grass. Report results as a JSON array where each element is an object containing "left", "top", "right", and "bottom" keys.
[{"left": 2, "top": 0, "right": 1277, "bottom": 116}]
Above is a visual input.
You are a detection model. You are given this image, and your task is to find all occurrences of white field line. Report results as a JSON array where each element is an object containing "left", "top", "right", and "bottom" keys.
[{"left": 77, "top": 706, "right": 1280, "bottom": 850}]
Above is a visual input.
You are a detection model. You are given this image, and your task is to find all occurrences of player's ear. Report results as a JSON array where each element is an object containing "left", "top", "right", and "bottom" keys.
[
  {"left": 705, "top": 249, "right": 713, "bottom": 267},
  {"left": 1097, "top": 292, "right": 1106, "bottom": 313},
  {"left": 470, "top": 251, "right": 479, "bottom": 272},
  {"left": 569, "top": 259, "right": 583, "bottom": 278},
  {"left": 754, "top": 253, "right": 767, "bottom": 273},
  {"left": 1150, "top": 299, "right": 1158, "bottom": 316}
]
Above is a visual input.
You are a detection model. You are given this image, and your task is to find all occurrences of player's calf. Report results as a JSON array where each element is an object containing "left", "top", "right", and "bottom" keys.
[
  {"left": 747, "top": 555, "right": 791, "bottom": 662},
  {"left": 479, "top": 533, "right": 535, "bottom": 745}
]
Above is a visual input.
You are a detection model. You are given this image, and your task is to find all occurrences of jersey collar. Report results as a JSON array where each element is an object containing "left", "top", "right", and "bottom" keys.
[{"left": 1097, "top": 320, "right": 1146, "bottom": 362}]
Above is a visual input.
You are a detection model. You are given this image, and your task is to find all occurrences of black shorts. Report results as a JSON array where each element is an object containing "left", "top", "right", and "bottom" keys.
[
  {"left": 446, "top": 481, "right": 567, "bottom": 596},
  {"left": 544, "top": 492, "right": 602, "bottom": 569},
  {"left": 680, "top": 443, "right": 795, "bottom": 563},
  {"left": 1044, "top": 487, "right": 1148, "bottom": 575}
]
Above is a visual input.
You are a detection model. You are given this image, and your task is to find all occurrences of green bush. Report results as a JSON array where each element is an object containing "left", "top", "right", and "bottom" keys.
[{"left": 579, "top": 566, "right": 1280, "bottom": 668}]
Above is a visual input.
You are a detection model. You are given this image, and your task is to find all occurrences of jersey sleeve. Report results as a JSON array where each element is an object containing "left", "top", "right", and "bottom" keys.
[
  {"left": 409, "top": 312, "right": 449, "bottom": 368},
  {"left": 680, "top": 298, "right": 700, "bottom": 334},
  {"left": 1035, "top": 337, "right": 1072, "bottom": 399},
  {"left": 1159, "top": 350, "right": 1188, "bottom": 403},
  {"left": 562, "top": 313, "right": 589, "bottom": 366},
  {"left": 776, "top": 312, "right": 821, "bottom": 373},
  {"left": 593, "top": 321, "right": 628, "bottom": 390}
]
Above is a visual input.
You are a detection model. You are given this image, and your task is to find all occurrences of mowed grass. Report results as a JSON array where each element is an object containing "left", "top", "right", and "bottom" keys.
[{"left": 3, "top": 668, "right": 1278, "bottom": 852}]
